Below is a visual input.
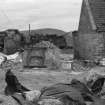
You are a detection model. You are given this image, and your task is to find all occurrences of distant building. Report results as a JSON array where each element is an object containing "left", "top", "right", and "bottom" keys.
[
  {"left": 3, "top": 29, "right": 24, "bottom": 54},
  {"left": 21, "top": 28, "right": 67, "bottom": 49},
  {"left": 0, "top": 31, "right": 7, "bottom": 52},
  {"left": 64, "top": 32, "right": 73, "bottom": 49},
  {"left": 30, "top": 34, "right": 67, "bottom": 49},
  {"left": 75, "top": 0, "right": 105, "bottom": 61}
]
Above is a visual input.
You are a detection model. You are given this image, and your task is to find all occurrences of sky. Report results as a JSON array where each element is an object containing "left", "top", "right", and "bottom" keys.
[{"left": 0, "top": 0, "right": 82, "bottom": 32}]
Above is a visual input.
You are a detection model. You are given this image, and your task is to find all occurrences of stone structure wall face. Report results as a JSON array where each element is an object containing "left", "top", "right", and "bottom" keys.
[
  {"left": 78, "top": 0, "right": 93, "bottom": 33},
  {"left": 75, "top": 0, "right": 105, "bottom": 61},
  {"left": 78, "top": 32, "right": 105, "bottom": 61}
]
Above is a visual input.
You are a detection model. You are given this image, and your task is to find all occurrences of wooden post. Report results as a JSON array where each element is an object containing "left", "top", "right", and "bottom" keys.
[
  {"left": 29, "top": 24, "right": 31, "bottom": 47},
  {"left": 29, "top": 24, "right": 30, "bottom": 36}
]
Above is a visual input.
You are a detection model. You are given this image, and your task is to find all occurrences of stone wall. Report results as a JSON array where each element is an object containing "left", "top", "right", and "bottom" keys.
[
  {"left": 77, "top": 0, "right": 105, "bottom": 61},
  {"left": 22, "top": 47, "right": 46, "bottom": 68},
  {"left": 72, "top": 31, "right": 80, "bottom": 59},
  {"left": 78, "top": 32, "right": 105, "bottom": 61},
  {"left": 78, "top": 0, "right": 93, "bottom": 33}
]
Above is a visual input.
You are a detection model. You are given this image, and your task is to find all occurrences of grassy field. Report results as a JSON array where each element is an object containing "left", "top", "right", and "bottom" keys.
[
  {"left": 1, "top": 66, "right": 105, "bottom": 92},
  {"left": 0, "top": 68, "right": 85, "bottom": 105},
  {"left": 1, "top": 67, "right": 105, "bottom": 105},
  {"left": 0, "top": 68, "right": 87, "bottom": 93}
]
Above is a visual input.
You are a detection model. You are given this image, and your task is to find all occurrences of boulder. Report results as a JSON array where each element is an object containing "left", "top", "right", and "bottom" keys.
[
  {"left": 25, "top": 90, "right": 41, "bottom": 101},
  {"left": 38, "top": 98, "right": 63, "bottom": 105}
]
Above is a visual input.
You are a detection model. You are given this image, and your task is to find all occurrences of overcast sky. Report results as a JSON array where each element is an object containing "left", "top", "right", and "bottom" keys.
[{"left": 0, "top": 0, "right": 82, "bottom": 32}]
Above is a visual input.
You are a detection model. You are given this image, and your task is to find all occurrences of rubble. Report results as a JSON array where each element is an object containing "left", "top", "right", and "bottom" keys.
[
  {"left": 99, "top": 58, "right": 105, "bottom": 66},
  {"left": 25, "top": 90, "right": 41, "bottom": 101},
  {"left": 43, "top": 41, "right": 73, "bottom": 70},
  {"left": 0, "top": 95, "right": 19, "bottom": 105},
  {"left": 71, "top": 60, "right": 91, "bottom": 72},
  {"left": 38, "top": 98, "right": 63, "bottom": 105}
]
